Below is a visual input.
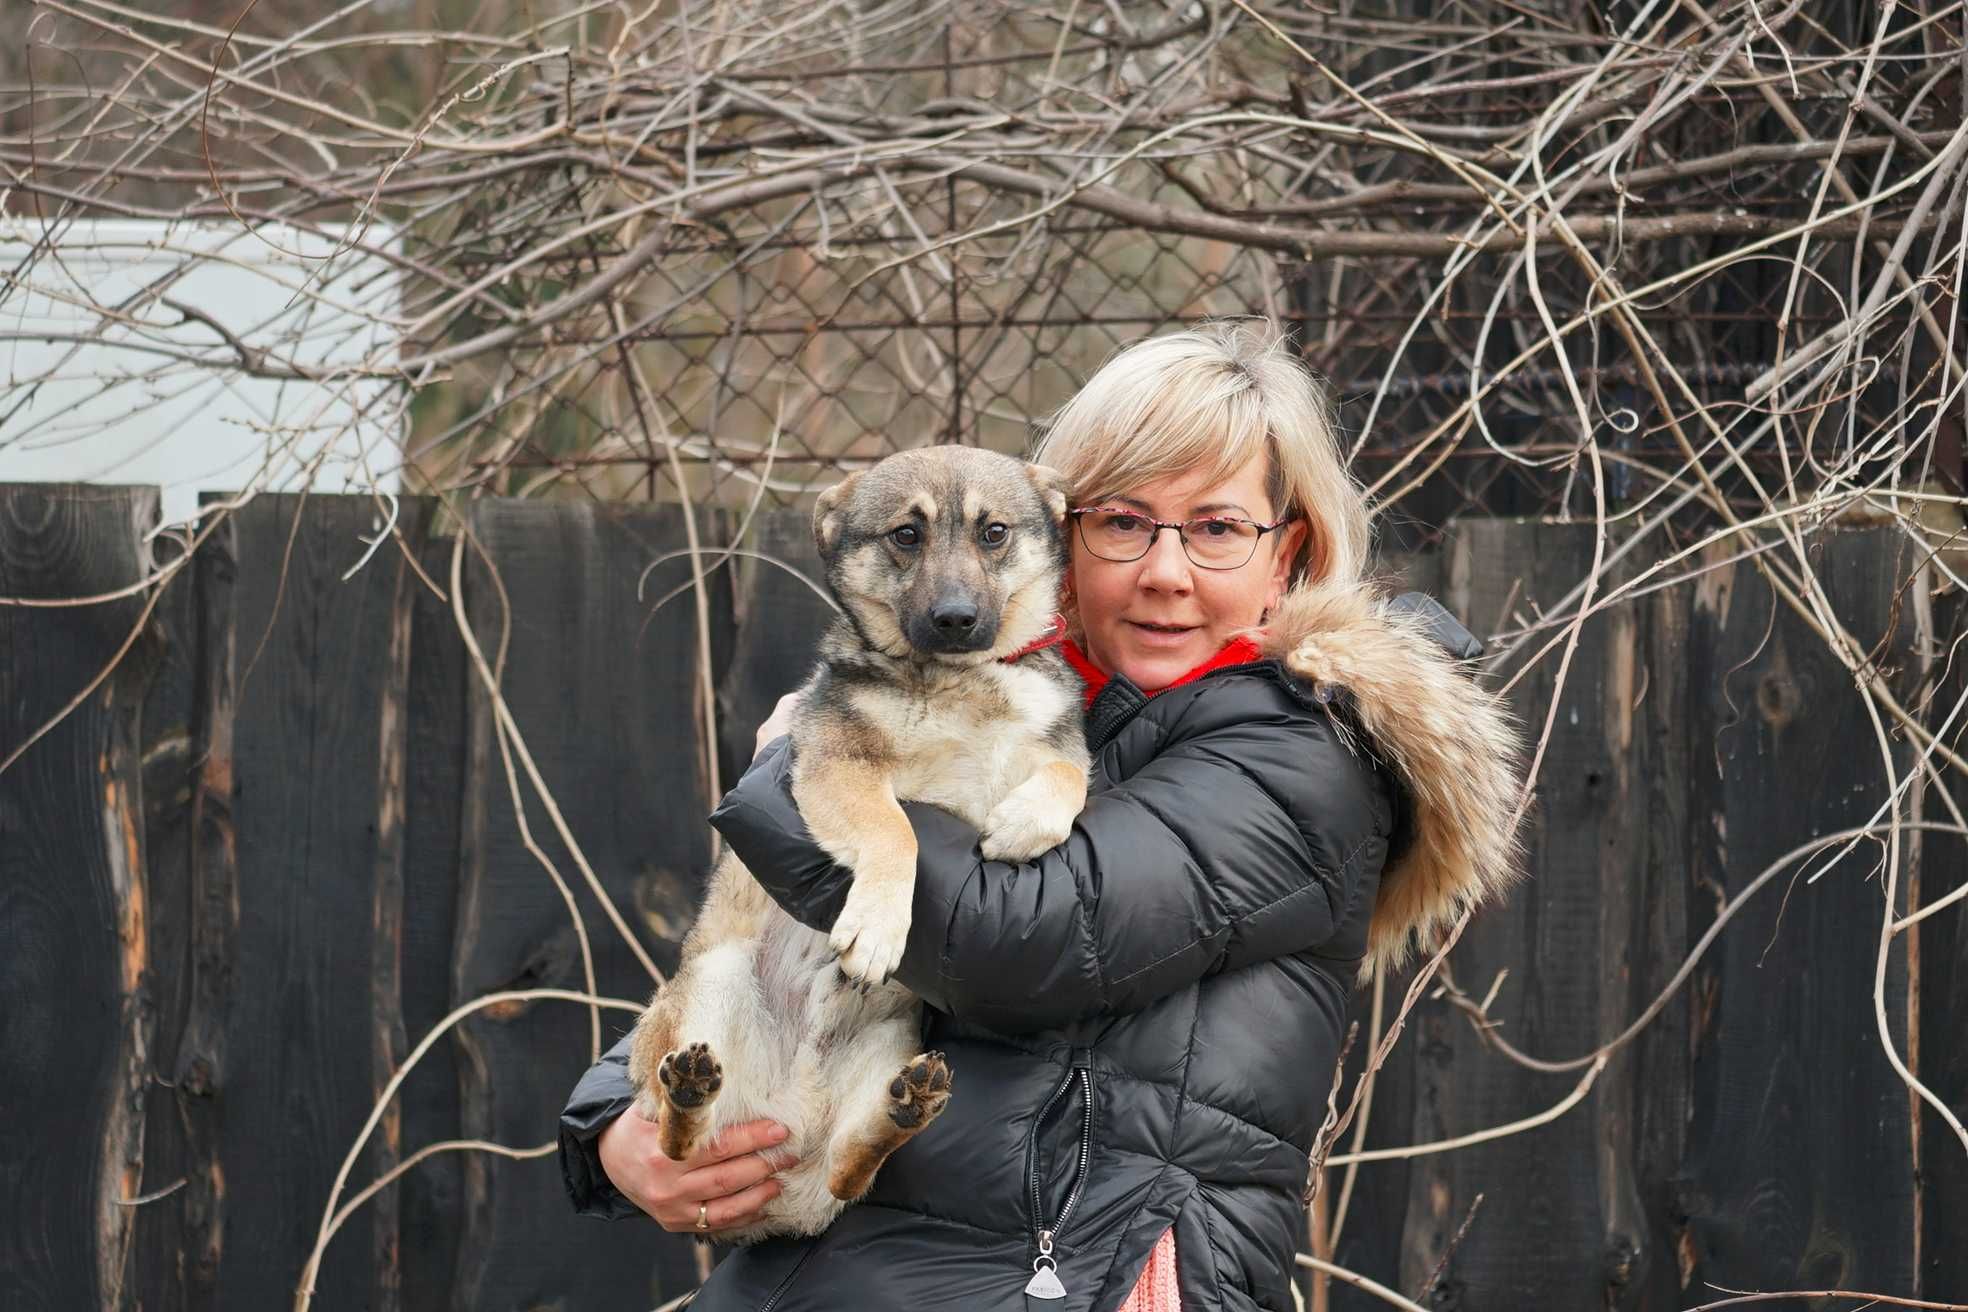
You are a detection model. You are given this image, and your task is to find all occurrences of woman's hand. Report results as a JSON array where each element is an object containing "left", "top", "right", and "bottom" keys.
[
  {"left": 754, "top": 691, "right": 799, "bottom": 758},
  {"left": 597, "top": 1110, "right": 794, "bottom": 1234}
]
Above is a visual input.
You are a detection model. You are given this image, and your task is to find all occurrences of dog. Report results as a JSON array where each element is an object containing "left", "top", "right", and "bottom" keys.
[{"left": 626, "top": 445, "right": 1091, "bottom": 1242}]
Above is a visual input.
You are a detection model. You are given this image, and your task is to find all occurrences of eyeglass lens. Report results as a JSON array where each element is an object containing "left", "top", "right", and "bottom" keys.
[{"left": 1078, "top": 511, "right": 1261, "bottom": 568}]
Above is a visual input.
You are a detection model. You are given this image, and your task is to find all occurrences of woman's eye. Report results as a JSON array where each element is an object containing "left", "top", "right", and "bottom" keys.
[
  {"left": 1105, "top": 514, "right": 1146, "bottom": 533},
  {"left": 981, "top": 523, "right": 1009, "bottom": 546},
  {"left": 890, "top": 525, "right": 921, "bottom": 548},
  {"left": 1193, "top": 520, "right": 1234, "bottom": 539}
]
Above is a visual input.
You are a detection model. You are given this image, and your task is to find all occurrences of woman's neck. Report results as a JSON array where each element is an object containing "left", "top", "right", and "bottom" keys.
[{"left": 1059, "top": 632, "right": 1262, "bottom": 709}]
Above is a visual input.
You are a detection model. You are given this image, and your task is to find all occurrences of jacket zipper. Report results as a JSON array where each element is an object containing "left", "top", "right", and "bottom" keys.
[
  {"left": 1022, "top": 1061, "right": 1095, "bottom": 1299},
  {"left": 757, "top": 1245, "right": 814, "bottom": 1312}
]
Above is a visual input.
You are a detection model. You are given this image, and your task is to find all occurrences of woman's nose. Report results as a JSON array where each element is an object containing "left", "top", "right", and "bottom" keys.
[{"left": 1137, "top": 528, "right": 1193, "bottom": 591}]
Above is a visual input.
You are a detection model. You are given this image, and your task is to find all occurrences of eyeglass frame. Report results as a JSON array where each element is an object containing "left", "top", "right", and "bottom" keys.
[{"left": 1067, "top": 505, "right": 1297, "bottom": 571}]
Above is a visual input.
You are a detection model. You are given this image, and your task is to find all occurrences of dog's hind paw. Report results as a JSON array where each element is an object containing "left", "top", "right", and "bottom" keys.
[
  {"left": 657, "top": 1042, "right": 723, "bottom": 1110},
  {"left": 886, "top": 1051, "right": 953, "bottom": 1130},
  {"left": 830, "top": 881, "right": 912, "bottom": 985}
]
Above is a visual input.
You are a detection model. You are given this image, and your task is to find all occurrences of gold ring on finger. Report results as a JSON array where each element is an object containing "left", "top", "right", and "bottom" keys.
[{"left": 696, "top": 1203, "right": 709, "bottom": 1232}]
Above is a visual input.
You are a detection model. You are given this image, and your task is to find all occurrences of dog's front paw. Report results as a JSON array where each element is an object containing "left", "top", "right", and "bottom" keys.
[
  {"left": 830, "top": 880, "right": 912, "bottom": 985},
  {"left": 980, "top": 791, "right": 1075, "bottom": 861}
]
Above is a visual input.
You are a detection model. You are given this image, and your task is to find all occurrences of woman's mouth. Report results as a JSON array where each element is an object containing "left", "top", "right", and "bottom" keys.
[{"left": 1125, "top": 620, "right": 1200, "bottom": 647}]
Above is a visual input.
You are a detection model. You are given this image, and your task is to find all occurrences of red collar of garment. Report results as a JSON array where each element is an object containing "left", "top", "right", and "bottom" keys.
[{"left": 1003, "top": 614, "right": 1263, "bottom": 710}]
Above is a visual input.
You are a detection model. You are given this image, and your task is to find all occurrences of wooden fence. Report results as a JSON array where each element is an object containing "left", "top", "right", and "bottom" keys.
[{"left": 3, "top": 483, "right": 1963, "bottom": 1311}]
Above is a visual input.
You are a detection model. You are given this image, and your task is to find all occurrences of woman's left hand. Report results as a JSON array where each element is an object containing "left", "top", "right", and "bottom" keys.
[{"left": 754, "top": 691, "right": 799, "bottom": 758}]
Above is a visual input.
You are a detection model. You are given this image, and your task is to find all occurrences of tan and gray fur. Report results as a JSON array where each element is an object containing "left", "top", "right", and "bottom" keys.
[{"left": 627, "top": 446, "right": 1089, "bottom": 1243}]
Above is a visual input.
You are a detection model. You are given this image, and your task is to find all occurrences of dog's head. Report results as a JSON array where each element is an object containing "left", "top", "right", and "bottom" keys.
[{"left": 814, "top": 447, "right": 1069, "bottom": 661}]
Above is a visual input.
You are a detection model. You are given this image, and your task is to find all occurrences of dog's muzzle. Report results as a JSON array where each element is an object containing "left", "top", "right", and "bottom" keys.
[{"left": 906, "top": 593, "right": 999, "bottom": 654}]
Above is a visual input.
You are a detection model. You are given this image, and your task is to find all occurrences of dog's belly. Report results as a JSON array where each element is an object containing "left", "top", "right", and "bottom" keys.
[
  {"left": 696, "top": 912, "right": 908, "bottom": 1112},
  {"left": 686, "top": 906, "right": 917, "bottom": 1240}
]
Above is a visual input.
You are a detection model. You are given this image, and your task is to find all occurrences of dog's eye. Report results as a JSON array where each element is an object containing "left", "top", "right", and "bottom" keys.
[
  {"left": 981, "top": 523, "right": 1009, "bottom": 546},
  {"left": 889, "top": 525, "right": 922, "bottom": 548}
]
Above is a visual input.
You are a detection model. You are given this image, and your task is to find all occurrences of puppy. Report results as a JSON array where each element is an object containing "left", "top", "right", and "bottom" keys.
[{"left": 627, "top": 446, "right": 1090, "bottom": 1242}]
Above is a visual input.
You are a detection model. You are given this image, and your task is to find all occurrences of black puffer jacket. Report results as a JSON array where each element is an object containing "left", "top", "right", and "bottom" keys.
[{"left": 560, "top": 583, "right": 1525, "bottom": 1312}]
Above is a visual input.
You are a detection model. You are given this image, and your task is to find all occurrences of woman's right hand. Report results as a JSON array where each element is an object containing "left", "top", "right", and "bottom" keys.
[
  {"left": 597, "top": 1110, "right": 794, "bottom": 1234},
  {"left": 754, "top": 691, "right": 799, "bottom": 759}
]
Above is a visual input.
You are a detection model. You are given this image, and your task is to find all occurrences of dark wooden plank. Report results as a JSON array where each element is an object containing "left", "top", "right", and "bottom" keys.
[
  {"left": 130, "top": 515, "right": 205, "bottom": 1312},
  {"left": 1917, "top": 587, "right": 1968, "bottom": 1297},
  {"left": 0, "top": 484, "right": 157, "bottom": 1311},
  {"left": 366, "top": 511, "right": 419, "bottom": 1312},
  {"left": 1393, "top": 518, "right": 1664, "bottom": 1309},
  {"left": 451, "top": 500, "right": 727, "bottom": 1312},
  {"left": 397, "top": 514, "right": 469, "bottom": 1312},
  {"left": 170, "top": 500, "right": 241, "bottom": 1308},
  {"left": 204, "top": 494, "right": 410, "bottom": 1312},
  {"left": 712, "top": 506, "right": 836, "bottom": 786},
  {"left": 1611, "top": 535, "right": 1699, "bottom": 1312},
  {"left": 1677, "top": 527, "right": 1920, "bottom": 1297}
]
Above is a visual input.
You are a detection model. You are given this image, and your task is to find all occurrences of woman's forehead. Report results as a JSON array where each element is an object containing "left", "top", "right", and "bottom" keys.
[{"left": 1098, "top": 452, "right": 1272, "bottom": 514}]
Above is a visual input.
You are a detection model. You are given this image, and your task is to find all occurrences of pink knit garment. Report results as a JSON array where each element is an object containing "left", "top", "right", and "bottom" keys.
[{"left": 1115, "top": 1228, "right": 1181, "bottom": 1312}]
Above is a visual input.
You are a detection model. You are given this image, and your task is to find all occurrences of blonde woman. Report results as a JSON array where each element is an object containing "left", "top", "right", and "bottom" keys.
[{"left": 560, "top": 318, "right": 1524, "bottom": 1311}]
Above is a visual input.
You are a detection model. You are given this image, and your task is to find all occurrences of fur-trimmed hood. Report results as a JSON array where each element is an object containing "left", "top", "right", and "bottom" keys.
[{"left": 1257, "top": 578, "right": 1528, "bottom": 979}]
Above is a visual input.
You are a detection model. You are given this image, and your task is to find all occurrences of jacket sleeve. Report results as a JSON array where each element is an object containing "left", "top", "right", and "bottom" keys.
[
  {"left": 557, "top": 1031, "right": 646, "bottom": 1220},
  {"left": 709, "top": 692, "right": 1390, "bottom": 1034}
]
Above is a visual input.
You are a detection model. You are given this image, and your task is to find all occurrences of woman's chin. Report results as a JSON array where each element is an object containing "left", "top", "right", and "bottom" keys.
[{"left": 1112, "top": 640, "right": 1209, "bottom": 691}]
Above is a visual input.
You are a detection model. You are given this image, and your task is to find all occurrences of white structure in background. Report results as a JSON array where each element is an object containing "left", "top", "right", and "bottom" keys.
[{"left": 0, "top": 219, "right": 403, "bottom": 528}]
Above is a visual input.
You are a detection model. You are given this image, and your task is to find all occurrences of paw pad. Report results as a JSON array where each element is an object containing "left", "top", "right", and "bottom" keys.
[
  {"left": 657, "top": 1042, "right": 723, "bottom": 1109},
  {"left": 886, "top": 1051, "right": 953, "bottom": 1130}
]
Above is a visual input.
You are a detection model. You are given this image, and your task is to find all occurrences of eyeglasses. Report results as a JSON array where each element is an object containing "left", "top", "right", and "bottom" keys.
[{"left": 1068, "top": 506, "right": 1295, "bottom": 570}]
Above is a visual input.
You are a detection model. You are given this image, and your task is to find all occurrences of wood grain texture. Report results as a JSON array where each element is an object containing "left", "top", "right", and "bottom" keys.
[
  {"left": 1614, "top": 535, "right": 1697, "bottom": 1312},
  {"left": 130, "top": 520, "right": 203, "bottom": 1312},
  {"left": 1677, "top": 527, "right": 1919, "bottom": 1297},
  {"left": 0, "top": 484, "right": 157, "bottom": 1311},
  {"left": 711, "top": 507, "right": 837, "bottom": 789},
  {"left": 207, "top": 494, "right": 408, "bottom": 1312},
  {"left": 452, "top": 500, "right": 725, "bottom": 1312},
  {"left": 173, "top": 502, "right": 240, "bottom": 1307},
  {"left": 1392, "top": 519, "right": 1661, "bottom": 1309},
  {"left": 397, "top": 517, "right": 469, "bottom": 1312},
  {"left": 1916, "top": 588, "right": 1967, "bottom": 1298},
  {"left": 365, "top": 514, "right": 420, "bottom": 1312}
]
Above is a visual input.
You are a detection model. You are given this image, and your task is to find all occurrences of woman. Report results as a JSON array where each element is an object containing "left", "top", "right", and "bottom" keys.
[{"left": 559, "top": 319, "right": 1524, "bottom": 1311}]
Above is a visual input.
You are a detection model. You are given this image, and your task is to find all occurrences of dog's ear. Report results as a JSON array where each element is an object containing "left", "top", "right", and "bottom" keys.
[
  {"left": 814, "top": 471, "right": 862, "bottom": 557},
  {"left": 1025, "top": 463, "right": 1071, "bottom": 522}
]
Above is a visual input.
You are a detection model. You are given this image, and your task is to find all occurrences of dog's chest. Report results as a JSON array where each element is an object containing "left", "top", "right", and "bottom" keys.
[{"left": 885, "top": 662, "right": 1073, "bottom": 826}]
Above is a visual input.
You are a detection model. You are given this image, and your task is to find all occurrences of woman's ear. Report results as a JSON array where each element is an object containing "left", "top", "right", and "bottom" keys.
[{"left": 1269, "top": 518, "right": 1309, "bottom": 607}]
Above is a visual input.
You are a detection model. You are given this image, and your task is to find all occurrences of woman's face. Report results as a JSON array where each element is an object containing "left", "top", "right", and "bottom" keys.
[{"left": 1069, "top": 453, "right": 1307, "bottom": 690}]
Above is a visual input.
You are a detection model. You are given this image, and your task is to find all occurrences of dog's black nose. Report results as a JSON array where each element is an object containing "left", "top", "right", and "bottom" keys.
[{"left": 930, "top": 601, "right": 979, "bottom": 633}]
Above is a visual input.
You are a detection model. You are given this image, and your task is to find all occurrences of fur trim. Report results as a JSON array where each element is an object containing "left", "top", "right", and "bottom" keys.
[{"left": 1257, "top": 578, "right": 1528, "bottom": 980}]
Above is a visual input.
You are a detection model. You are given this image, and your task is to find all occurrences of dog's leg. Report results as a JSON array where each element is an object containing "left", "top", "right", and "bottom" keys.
[
  {"left": 625, "top": 988, "right": 677, "bottom": 1117},
  {"left": 822, "top": 1019, "right": 952, "bottom": 1202},
  {"left": 795, "top": 759, "right": 916, "bottom": 985},
  {"left": 653, "top": 1041, "right": 724, "bottom": 1160},
  {"left": 980, "top": 755, "right": 1088, "bottom": 861},
  {"left": 629, "top": 856, "right": 778, "bottom": 1161},
  {"left": 629, "top": 973, "right": 728, "bottom": 1162}
]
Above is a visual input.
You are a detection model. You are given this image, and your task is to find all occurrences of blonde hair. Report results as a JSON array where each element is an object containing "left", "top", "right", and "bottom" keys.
[{"left": 1031, "top": 318, "right": 1370, "bottom": 588}]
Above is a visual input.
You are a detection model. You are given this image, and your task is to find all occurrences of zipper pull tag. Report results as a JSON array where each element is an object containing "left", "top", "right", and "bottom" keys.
[{"left": 1025, "top": 1231, "right": 1067, "bottom": 1300}]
